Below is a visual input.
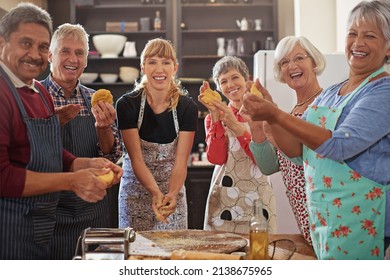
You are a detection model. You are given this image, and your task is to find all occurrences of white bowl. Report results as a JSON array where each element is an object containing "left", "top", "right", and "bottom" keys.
[
  {"left": 79, "top": 72, "right": 98, "bottom": 84},
  {"left": 92, "top": 34, "right": 127, "bottom": 58},
  {"left": 119, "top": 67, "right": 139, "bottom": 83},
  {"left": 100, "top": 73, "right": 118, "bottom": 83}
]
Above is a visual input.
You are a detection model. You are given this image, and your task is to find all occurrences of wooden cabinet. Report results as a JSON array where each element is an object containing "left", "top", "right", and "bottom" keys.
[
  {"left": 185, "top": 166, "right": 214, "bottom": 229},
  {"left": 177, "top": 0, "right": 278, "bottom": 79}
]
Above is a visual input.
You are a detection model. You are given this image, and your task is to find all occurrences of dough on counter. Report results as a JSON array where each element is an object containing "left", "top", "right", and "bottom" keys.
[{"left": 91, "top": 89, "right": 113, "bottom": 107}]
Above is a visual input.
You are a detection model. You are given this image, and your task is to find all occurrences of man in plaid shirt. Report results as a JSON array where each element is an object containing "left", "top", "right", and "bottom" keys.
[{"left": 41, "top": 23, "right": 122, "bottom": 260}]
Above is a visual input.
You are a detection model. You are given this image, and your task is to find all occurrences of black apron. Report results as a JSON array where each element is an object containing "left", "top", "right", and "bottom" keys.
[
  {"left": 0, "top": 68, "right": 62, "bottom": 260},
  {"left": 48, "top": 87, "right": 109, "bottom": 260}
]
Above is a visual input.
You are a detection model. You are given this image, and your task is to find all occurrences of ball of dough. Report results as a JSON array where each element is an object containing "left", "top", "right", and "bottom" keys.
[
  {"left": 250, "top": 83, "right": 263, "bottom": 97},
  {"left": 200, "top": 88, "right": 222, "bottom": 105},
  {"left": 91, "top": 89, "right": 113, "bottom": 107},
  {"left": 97, "top": 170, "right": 114, "bottom": 186}
]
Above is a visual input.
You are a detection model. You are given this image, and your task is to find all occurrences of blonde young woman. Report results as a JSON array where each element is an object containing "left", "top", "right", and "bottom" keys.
[{"left": 116, "top": 38, "right": 198, "bottom": 231}]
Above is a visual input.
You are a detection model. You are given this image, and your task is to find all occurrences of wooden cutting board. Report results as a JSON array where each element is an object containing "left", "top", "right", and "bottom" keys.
[{"left": 128, "top": 229, "right": 248, "bottom": 259}]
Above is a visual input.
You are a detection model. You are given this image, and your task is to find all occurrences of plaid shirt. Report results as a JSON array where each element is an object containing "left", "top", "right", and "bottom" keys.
[{"left": 42, "top": 75, "right": 122, "bottom": 163}]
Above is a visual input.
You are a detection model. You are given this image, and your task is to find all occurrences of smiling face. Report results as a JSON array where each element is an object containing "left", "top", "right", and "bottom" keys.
[
  {"left": 346, "top": 19, "right": 390, "bottom": 75},
  {"left": 48, "top": 36, "right": 87, "bottom": 87},
  {"left": 0, "top": 22, "right": 50, "bottom": 85},
  {"left": 279, "top": 44, "right": 318, "bottom": 92},
  {"left": 141, "top": 55, "right": 178, "bottom": 92},
  {"left": 217, "top": 68, "right": 247, "bottom": 105}
]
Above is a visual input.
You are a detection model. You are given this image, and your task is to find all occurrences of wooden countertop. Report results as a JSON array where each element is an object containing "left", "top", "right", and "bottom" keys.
[
  {"left": 233, "top": 233, "right": 316, "bottom": 260},
  {"left": 268, "top": 234, "right": 316, "bottom": 260},
  {"left": 126, "top": 230, "right": 316, "bottom": 260}
]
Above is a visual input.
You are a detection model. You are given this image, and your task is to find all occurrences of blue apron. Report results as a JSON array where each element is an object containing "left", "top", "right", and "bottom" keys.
[
  {"left": 46, "top": 85, "right": 110, "bottom": 260},
  {"left": 0, "top": 68, "right": 62, "bottom": 260}
]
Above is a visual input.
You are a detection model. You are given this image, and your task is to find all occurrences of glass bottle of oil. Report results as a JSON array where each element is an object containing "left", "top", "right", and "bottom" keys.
[
  {"left": 154, "top": 10, "right": 161, "bottom": 31},
  {"left": 249, "top": 199, "right": 269, "bottom": 260}
]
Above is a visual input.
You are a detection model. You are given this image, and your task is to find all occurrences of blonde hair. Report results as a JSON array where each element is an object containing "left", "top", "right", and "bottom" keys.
[{"left": 136, "top": 38, "right": 185, "bottom": 110}]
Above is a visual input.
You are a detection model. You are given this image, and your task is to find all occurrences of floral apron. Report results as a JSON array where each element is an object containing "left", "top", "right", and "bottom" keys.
[
  {"left": 204, "top": 122, "right": 277, "bottom": 234},
  {"left": 303, "top": 67, "right": 389, "bottom": 259},
  {"left": 118, "top": 92, "right": 187, "bottom": 231}
]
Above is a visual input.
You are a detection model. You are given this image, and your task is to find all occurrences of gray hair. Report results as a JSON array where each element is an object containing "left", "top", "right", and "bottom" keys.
[
  {"left": 347, "top": 0, "right": 390, "bottom": 64},
  {"left": 212, "top": 56, "right": 249, "bottom": 91},
  {"left": 0, "top": 2, "right": 52, "bottom": 40},
  {"left": 273, "top": 36, "right": 326, "bottom": 83},
  {"left": 49, "top": 23, "right": 89, "bottom": 71}
]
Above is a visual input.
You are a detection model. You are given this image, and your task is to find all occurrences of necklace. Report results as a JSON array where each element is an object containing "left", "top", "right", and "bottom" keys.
[{"left": 291, "top": 88, "right": 323, "bottom": 117}]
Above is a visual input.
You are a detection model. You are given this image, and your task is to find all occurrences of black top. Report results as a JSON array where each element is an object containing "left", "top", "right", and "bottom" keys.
[{"left": 116, "top": 89, "right": 198, "bottom": 144}]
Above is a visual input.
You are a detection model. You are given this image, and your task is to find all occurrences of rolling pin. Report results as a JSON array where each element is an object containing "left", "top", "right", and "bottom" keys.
[{"left": 170, "top": 249, "right": 243, "bottom": 260}]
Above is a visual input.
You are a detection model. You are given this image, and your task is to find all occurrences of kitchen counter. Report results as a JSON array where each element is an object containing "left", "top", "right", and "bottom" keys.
[
  {"left": 126, "top": 230, "right": 316, "bottom": 260},
  {"left": 266, "top": 234, "right": 316, "bottom": 260}
]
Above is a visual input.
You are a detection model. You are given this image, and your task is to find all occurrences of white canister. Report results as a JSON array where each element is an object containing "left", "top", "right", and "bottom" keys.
[{"left": 123, "top": 41, "right": 137, "bottom": 57}]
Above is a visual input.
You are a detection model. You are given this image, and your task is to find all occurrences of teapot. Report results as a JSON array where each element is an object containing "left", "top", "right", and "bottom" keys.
[{"left": 236, "top": 17, "right": 253, "bottom": 31}]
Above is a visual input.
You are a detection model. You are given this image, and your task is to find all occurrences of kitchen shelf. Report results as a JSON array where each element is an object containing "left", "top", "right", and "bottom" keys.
[
  {"left": 76, "top": 4, "right": 166, "bottom": 9},
  {"left": 177, "top": 0, "right": 278, "bottom": 78},
  {"left": 181, "top": 29, "right": 273, "bottom": 33}
]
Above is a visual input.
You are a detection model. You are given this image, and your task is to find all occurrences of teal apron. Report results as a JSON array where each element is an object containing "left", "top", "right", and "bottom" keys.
[
  {"left": 303, "top": 67, "right": 390, "bottom": 259},
  {"left": 0, "top": 68, "right": 62, "bottom": 259}
]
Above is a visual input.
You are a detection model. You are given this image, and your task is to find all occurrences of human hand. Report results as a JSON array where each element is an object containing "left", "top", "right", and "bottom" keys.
[
  {"left": 198, "top": 81, "right": 220, "bottom": 115},
  {"left": 212, "top": 100, "right": 239, "bottom": 129},
  {"left": 92, "top": 101, "right": 116, "bottom": 129},
  {"left": 55, "top": 104, "right": 81, "bottom": 126},
  {"left": 70, "top": 168, "right": 110, "bottom": 202},
  {"left": 242, "top": 80, "right": 277, "bottom": 122},
  {"left": 159, "top": 193, "right": 177, "bottom": 220},
  {"left": 152, "top": 192, "right": 168, "bottom": 223}
]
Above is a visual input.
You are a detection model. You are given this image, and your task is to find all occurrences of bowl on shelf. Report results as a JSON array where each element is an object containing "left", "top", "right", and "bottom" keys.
[
  {"left": 92, "top": 34, "right": 127, "bottom": 58},
  {"left": 119, "top": 66, "right": 140, "bottom": 84},
  {"left": 79, "top": 72, "right": 98, "bottom": 84},
  {"left": 100, "top": 73, "right": 118, "bottom": 83}
]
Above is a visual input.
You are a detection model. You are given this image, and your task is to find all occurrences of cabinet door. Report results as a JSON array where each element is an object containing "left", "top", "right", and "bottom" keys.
[{"left": 185, "top": 167, "right": 214, "bottom": 229}]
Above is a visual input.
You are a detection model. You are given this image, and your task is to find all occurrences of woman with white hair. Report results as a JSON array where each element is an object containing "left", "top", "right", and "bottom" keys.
[{"left": 248, "top": 36, "right": 326, "bottom": 245}]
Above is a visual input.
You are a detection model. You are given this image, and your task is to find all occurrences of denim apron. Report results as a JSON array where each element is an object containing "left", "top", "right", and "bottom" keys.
[
  {"left": 0, "top": 68, "right": 62, "bottom": 259},
  {"left": 204, "top": 122, "right": 277, "bottom": 234},
  {"left": 47, "top": 87, "right": 109, "bottom": 260},
  {"left": 303, "top": 67, "right": 390, "bottom": 259},
  {"left": 118, "top": 91, "right": 187, "bottom": 231}
]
